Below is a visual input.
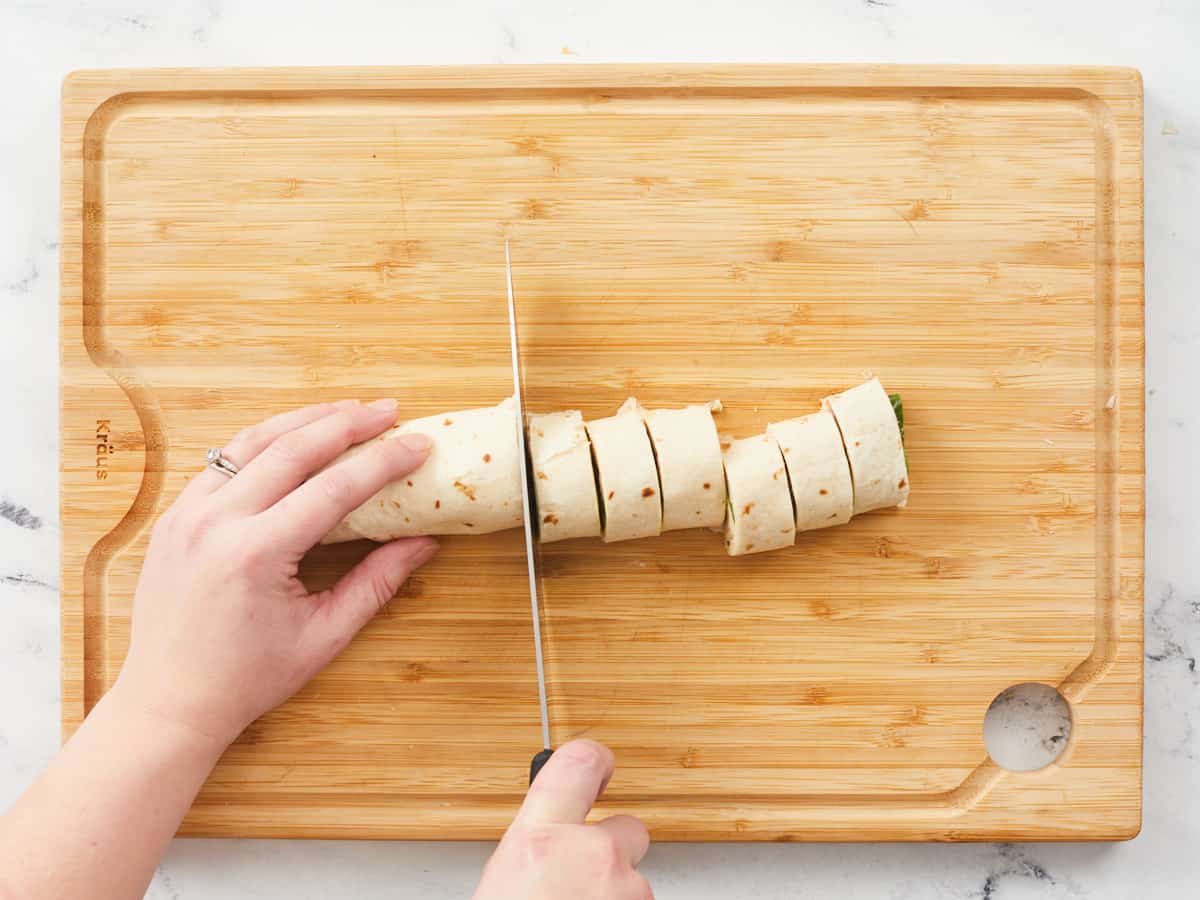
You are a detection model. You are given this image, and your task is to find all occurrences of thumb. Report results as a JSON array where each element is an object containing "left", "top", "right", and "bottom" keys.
[{"left": 316, "top": 537, "right": 439, "bottom": 639}]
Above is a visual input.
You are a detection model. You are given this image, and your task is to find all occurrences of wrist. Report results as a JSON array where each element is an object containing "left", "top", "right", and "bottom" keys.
[{"left": 100, "top": 677, "right": 238, "bottom": 763}]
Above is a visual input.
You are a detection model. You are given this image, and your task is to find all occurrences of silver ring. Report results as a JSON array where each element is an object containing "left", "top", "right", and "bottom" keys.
[{"left": 205, "top": 447, "right": 240, "bottom": 478}]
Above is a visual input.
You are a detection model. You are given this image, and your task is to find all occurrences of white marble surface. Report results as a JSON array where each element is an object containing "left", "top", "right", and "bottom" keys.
[{"left": 1, "top": 0, "right": 1196, "bottom": 896}]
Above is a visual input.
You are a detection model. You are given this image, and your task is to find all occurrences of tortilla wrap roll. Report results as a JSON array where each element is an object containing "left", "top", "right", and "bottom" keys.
[
  {"left": 722, "top": 433, "right": 796, "bottom": 556},
  {"left": 528, "top": 409, "right": 602, "bottom": 543},
  {"left": 321, "top": 397, "right": 522, "bottom": 543},
  {"left": 767, "top": 408, "right": 854, "bottom": 532},
  {"left": 585, "top": 399, "right": 663, "bottom": 543},
  {"left": 822, "top": 378, "right": 909, "bottom": 515},
  {"left": 641, "top": 402, "right": 726, "bottom": 531}
]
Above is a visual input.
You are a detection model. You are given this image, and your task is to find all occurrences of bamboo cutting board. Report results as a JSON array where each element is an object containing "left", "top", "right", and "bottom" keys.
[{"left": 60, "top": 66, "right": 1144, "bottom": 841}]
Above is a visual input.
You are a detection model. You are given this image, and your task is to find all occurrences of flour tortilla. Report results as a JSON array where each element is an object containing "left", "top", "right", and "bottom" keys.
[
  {"left": 768, "top": 408, "right": 853, "bottom": 532},
  {"left": 722, "top": 433, "right": 796, "bottom": 556},
  {"left": 319, "top": 384, "right": 905, "bottom": 549},
  {"left": 823, "top": 378, "right": 909, "bottom": 515},
  {"left": 321, "top": 397, "right": 522, "bottom": 543},
  {"left": 641, "top": 403, "right": 726, "bottom": 531},
  {"left": 585, "top": 399, "right": 663, "bottom": 542},
  {"left": 528, "top": 409, "right": 602, "bottom": 543}
]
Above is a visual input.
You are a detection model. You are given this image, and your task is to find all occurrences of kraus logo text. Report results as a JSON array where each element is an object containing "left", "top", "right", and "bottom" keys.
[{"left": 95, "top": 420, "right": 112, "bottom": 481}]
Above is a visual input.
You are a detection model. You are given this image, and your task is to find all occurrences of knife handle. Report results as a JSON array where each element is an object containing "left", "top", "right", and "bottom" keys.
[{"left": 529, "top": 748, "right": 554, "bottom": 785}]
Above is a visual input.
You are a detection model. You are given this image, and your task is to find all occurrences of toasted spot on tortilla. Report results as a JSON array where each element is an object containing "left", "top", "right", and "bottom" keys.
[
  {"left": 443, "top": 418, "right": 453, "bottom": 426},
  {"left": 454, "top": 480, "right": 477, "bottom": 501},
  {"left": 742, "top": 502, "right": 754, "bottom": 516},
  {"left": 898, "top": 478, "right": 907, "bottom": 488},
  {"left": 703, "top": 482, "right": 712, "bottom": 490},
  {"left": 819, "top": 488, "right": 828, "bottom": 496},
  {"left": 536, "top": 470, "right": 549, "bottom": 480},
  {"left": 435, "top": 499, "right": 441, "bottom": 509},
  {"left": 608, "top": 490, "right": 615, "bottom": 500},
  {"left": 406, "top": 480, "right": 414, "bottom": 487},
  {"left": 543, "top": 514, "right": 559, "bottom": 525},
  {"left": 483, "top": 453, "right": 492, "bottom": 463},
  {"left": 642, "top": 486, "right": 655, "bottom": 498}
]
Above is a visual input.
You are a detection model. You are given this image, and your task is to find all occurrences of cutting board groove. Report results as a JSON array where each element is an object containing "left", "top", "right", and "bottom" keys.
[{"left": 61, "top": 65, "right": 1143, "bottom": 841}]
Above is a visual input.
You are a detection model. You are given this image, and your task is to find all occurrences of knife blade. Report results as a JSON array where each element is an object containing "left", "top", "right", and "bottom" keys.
[{"left": 504, "top": 241, "right": 554, "bottom": 785}]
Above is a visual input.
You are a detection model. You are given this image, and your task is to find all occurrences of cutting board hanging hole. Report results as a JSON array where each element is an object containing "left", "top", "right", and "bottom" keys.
[{"left": 983, "top": 683, "right": 1072, "bottom": 772}]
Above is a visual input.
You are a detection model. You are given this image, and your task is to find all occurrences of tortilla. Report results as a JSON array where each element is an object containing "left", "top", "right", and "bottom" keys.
[
  {"left": 528, "top": 409, "right": 602, "bottom": 543},
  {"left": 767, "top": 408, "right": 854, "bottom": 532},
  {"left": 641, "top": 403, "right": 726, "bottom": 531},
  {"left": 321, "top": 397, "right": 522, "bottom": 543},
  {"left": 319, "top": 383, "right": 907, "bottom": 550},
  {"left": 585, "top": 399, "right": 663, "bottom": 542},
  {"left": 722, "top": 433, "right": 796, "bottom": 556},
  {"left": 823, "top": 378, "right": 909, "bottom": 515}
]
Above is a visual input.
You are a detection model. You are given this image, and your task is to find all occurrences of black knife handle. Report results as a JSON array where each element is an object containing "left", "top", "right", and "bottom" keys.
[{"left": 529, "top": 748, "right": 554, "bottom": 785}]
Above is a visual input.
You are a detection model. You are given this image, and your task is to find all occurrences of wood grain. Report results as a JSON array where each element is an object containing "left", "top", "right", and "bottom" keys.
[{"left": 60, "top": 65, "right": 1143, "bottom": 841}]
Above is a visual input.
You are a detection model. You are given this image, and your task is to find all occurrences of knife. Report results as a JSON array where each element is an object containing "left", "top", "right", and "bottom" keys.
[{"left": 504, "top": 241, "right": 554, "bottom": 785}]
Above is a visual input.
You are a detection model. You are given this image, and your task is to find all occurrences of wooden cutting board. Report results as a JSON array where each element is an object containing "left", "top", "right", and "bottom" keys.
[{"left": 60, "top": 65, "right": 1144, "bottom": 841}]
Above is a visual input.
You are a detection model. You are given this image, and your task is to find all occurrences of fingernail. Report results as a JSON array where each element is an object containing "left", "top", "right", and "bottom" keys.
[
  {"left": 369, "top": 398, "right": 398, "bottom": 411},
  {"left": 333, "top": 399, "right": 360, "bottom": 408},
  {"left": 397, "top": 433, "right": 431, "bottom": 452},
  {"left": 408, "top": 539, "right": 439, "bottom": 568}
]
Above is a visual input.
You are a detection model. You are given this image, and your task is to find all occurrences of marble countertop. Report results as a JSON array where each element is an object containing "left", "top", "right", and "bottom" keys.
[{"left": 2, "top": 0, "right": 1196, "bottom": 896}]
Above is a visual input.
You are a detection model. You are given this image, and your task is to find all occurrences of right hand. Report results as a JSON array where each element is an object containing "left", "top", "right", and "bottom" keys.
[{"left": 474, "top": 741, "right": 653, "bottom": 899}]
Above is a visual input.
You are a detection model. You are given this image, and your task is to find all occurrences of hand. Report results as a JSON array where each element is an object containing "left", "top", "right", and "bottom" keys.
[
  {"left": 114, "top": 398, "right": 438, "bottom": 747},
  {"left": 474, "top": 741, "right": 653, "bottom": 900}
]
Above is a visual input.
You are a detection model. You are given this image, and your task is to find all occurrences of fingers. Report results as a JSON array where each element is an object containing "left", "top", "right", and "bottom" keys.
[
  {"left": 515, "top": 740, "right": 616, "bottom": 827},
  {"left": 180, "top": 400, "right": 355, "bottom": 502},
  {"left": 259, "top": 429, "right": 432, "bottom": 551},
  {"left": 219, "top": 399, "right": 404, "bottom": 515},
  {"left": 314, "top": 537, "right": 439, "bottom": 640},
  {"left": 595, "top": 815, "right": 650, "bottom": 867}
]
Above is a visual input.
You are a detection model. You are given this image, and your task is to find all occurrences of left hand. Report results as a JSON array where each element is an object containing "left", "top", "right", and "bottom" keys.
[{"left": 114, "top": 397, "right": 438, "bottom": 747}]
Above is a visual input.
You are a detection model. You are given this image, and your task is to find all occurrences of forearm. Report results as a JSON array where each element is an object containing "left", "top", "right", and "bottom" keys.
[
  {"left": 0, "top": 682, "right": 228, "bottom": 900},
  {"left": 0, "top": 400, "right": 436, "bottom": 899}
]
